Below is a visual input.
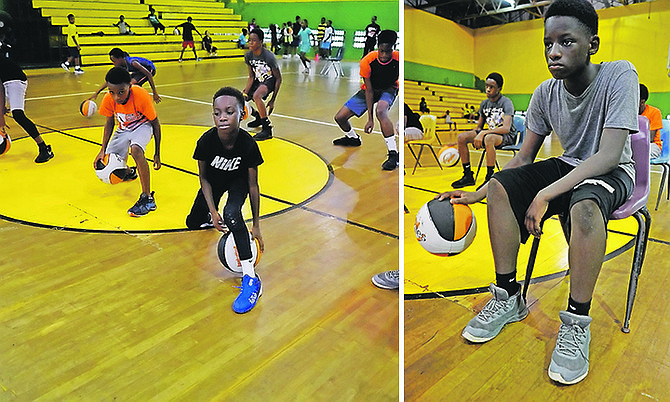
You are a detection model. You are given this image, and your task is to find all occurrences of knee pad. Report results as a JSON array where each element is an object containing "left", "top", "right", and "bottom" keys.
[{"left": 222, "top": 207, "right": 245, "bottom": 232}]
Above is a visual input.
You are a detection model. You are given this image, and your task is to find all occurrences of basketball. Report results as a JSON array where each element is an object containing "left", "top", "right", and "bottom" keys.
[
  {"left": 438, "top": 146, "right": 460, "bottom": 167},
  {"left": 80, "top": 100, "right": 97, "bottom": 117},
  {"left": 94, "top": 153, "right": 128, "bottom": 184},
  {"left": 0, "top": 131, "right": 11, "bottom": 156},
  {"left": 243, "top": 100, "right": 254, "bottom": 121},
  {"left": 414, "top": 199, "right": 476, "bottom": 256},
  {"left": 217, "top": 231, "right": 262, "bottom": 274}
]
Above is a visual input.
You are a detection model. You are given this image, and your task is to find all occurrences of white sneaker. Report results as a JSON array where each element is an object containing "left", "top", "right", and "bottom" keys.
[
  {"left": 74, "top": 68, "right": 84, "bottom": 75},
  {"left": 60, "top": 62, "right": 70, "bottom": 72}
]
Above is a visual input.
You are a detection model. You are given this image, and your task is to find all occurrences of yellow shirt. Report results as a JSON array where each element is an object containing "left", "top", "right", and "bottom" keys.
[{"left": 67, "top": 23, "right": 78, "bottom": 47}]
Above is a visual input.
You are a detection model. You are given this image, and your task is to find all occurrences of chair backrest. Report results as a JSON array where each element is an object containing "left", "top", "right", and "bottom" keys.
[
  {"left": 611, "top": 115, "right": 651, "bottom": 220},
  {"left": 512, "top": 115, "right": 526, "bottom": 146},
  {"left": 331, "top": 46, "right": 344, "bottom": 61},
  {"left": 658, "top": 119, "right": 670, "bottom": 158},
  {"left": 418, "top": 114, "right": 437, "bottom": 143}
]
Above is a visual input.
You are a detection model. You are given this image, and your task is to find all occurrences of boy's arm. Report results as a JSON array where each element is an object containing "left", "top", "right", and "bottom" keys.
[
  {"left": 243, "top": 65, "right": 254, "bottom": 98},
  {"left": 150, "top": 117, "right": 161, "bottom": 170},
  {"left": 0, "top": 80, "right": 6, "bottom": 131},
  {"left": 363, "top": 76, "right": 375, "bottom": 133},
  {"left": 247, "top": 165, "right": 264, "bottom": 251},
  {"left": 94, "top": 116, "right": 116, "bottom": 166},
  {"left": 525, "top": 128, "right": 629, "bottom": 237},
  {"left": 197, "top": 159, "right": 226, "bottom": 232},
  {"left": 132, "top": 60, "right": 161, "bottom": 103},
  {"left": 474, "top": 114, "right": 512, "bottom": 148},
  {"left": 266, "top": 66, "right": 282, "bottom": 114},
  {"left": 88, "top": 82, "right": 108, "bottom": 101}
]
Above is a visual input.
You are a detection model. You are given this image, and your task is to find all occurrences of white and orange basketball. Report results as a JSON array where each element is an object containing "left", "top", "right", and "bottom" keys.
[
  {"left": 80, "top": 99, "right": 97, "bottom": 117},
  {"left": 414, "top": 199, "right": 476, "bottom": 256},
  {"left": 94, "top": 153, "right": 128, "bottom": 184},
  {"left": 0, "top": 131, "right": 11, "bottom": 156},
  {"left": 438, "top": 146, "right": 460, "bottom": 167},
  {"left": 217, "top": 231, "right": 262, "bottom": 274}
]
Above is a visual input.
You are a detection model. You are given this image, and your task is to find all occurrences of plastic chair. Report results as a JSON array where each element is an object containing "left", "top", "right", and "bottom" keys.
[
  {"left": 407, "top": 114, "right": 442, "bottom": 175},
  {"left": 522, "top": 115, "right": 652, "bottom": 333},
  {"left": 650, "top": 119, "right": 670, "bottom": 210},
  {"left": 319, "top": 47, "right": 344, "bottom": 77},
  {"left": 501, "top": 115, "right": 527, "bottom": 155}
]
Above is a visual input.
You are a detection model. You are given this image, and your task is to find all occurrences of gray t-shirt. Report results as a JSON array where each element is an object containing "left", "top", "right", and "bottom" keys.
[
  {"left": 244, "top": 48, "right": 279, "bottom": 83},
  {"left": 526, "top": 60, "right": 639, "bottom": 180},
  {"left": 479, "top": 95, "right": 516, "bottom": 135}
]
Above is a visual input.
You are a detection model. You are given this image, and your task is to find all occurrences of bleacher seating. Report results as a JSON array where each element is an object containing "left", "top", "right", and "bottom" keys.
[
  {"left": 405, "top": 80, "right": 486, "bottom": 135},
  {"left": 32, "top": 0, "right": 247, "bottom": 65}
]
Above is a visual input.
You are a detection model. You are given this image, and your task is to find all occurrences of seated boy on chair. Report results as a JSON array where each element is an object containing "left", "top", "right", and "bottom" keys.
[
  {"left": 452, "top": 72, "right": 516, "bottom": 189},
  {"left": 436, "top": 0, "right": 639, "bottom": 385}
]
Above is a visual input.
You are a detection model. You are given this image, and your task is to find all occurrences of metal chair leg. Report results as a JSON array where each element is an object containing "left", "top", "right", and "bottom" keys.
[
  {"left": 654, "top": 165, "right": 668, "bottom": 210},
  {"left": 622, "top": 207, "right": 651, "bottom": 333}
]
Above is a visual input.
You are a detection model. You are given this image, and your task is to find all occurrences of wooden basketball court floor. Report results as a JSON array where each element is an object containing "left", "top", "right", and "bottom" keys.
[
  {"left": 0, "top": 58, "right": 399, "bottom": 399},
  {"left": 404, "top": 130, "right": 670, "bottom": 400}
]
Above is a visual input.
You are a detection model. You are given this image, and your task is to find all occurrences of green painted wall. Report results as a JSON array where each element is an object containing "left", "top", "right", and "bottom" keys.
[
  {"left": 405, "top": 61, "right": 474, "bottom": 88},
  {"left": 228, "top": 1, "right": 398, "bottom": 61}
]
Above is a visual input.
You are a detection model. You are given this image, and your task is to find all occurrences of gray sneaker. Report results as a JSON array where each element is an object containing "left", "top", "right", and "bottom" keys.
[
  {"left": 462, "top": 283, "right": 528, "bottom": 343},
  {"left": 548, "top": 311, "right": 592, "bottom": 385},
  {"left": 372, "top": 270, "right": 399, "bottom": 290}
]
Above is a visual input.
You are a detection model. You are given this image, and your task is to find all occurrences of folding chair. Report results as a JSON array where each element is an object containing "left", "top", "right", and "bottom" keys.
[
  {"left": 407, "top": 114, "right": 442, "bottom": 175},
  {"left": 475, "top": 115, "right": 526, "bottom": 180},
  {"left": 522, "top": 115, "right": 652, "bottom": 333},
  {"left": 650, "top": 118, "right": 670, "bottom": 210},
  {"left": 319, "top": 47, "right": 344, "bottom": 77}
]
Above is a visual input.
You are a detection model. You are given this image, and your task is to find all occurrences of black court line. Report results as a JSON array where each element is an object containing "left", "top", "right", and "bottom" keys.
[
  {"left": 404, "top": 182, "right": 670, "bottom": 299},
  {"left": 1, "top": 124, "right": 398, "bottom": 239}
]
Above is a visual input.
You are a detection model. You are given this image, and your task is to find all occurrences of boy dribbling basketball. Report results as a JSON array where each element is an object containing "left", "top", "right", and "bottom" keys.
[
  {"left": 95, "top": 67, "right": 162, "bottom": 217},
  {"left": 185, "top": 87, "right": 265, "bottom": 314}
]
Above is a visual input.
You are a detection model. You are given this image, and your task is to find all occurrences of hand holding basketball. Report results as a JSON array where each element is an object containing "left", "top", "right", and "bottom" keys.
[
  {"left": 436, "top": 189, "right": 484, "bottom": 205},
  {"left": 251, "top": 225, "right": 264, "bottom": 252},
  {"left": 212, "top": 212, "right": 226, "bottom": 232}
]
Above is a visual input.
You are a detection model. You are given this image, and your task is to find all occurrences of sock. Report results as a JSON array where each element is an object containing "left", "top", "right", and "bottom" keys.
[
  {"left": 486, "top": 166, "right": 495, "bottom": 178},
  {"left": 240, "top": 258, "right": 255, "bottom": 278},
  {"left": 567, "top": 296, "right": 591, "bottom": 316},
  {"left": 496, "top": 270, "right": 520, "bottom": 296},
  {"left": 384, "top": 136, "right": 397, "bottom": 152},
  {"left": 64, "top": 61, "right": 70, "bottom": 66},
  {"left": 462, "top": 162, "right": 472, "bottom": 174},
  {"left": 38, "top": 142, "right": 48, "bottom": 151},
  {"left": 344, "top": 128, "right": 358, "bottom": 138}
]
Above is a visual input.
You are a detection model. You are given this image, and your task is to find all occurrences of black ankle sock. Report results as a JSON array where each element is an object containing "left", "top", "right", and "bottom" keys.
[
  {"left": 496, "top": 271, "right": 520, "bottom": 296},
  {"left": 486, "top": 166, "right": 495, "bottom": 177},
  {"left": 567, "top": 296, "right": 591, "bottom": 316},
  {"left": 38, "top": 142, "right": 48, "bottom": 151},
  {"left": 462, "top": 162, "right": 471, "bottom": 174}
]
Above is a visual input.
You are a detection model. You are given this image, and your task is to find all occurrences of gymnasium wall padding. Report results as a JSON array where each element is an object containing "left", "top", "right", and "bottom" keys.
[
  {"left": 408, "top": 1, "right": 670, "bottom": 115},
  {"left": 230, "top": 0, "right": 398, "bottom": 61}
]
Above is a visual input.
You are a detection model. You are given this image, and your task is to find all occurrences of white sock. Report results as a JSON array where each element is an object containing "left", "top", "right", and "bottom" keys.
[
  {"left": 384, "top": 135, "right": 397, "bottom": 152},
  {"left": 344, "top": 128, "right": 358, "bottom": 138},
  {"left": 240, "top": 258, "right": 255, "bottom": 278},
  {"left": 0, "top": 134, "right": 4, "bottom": 145}
]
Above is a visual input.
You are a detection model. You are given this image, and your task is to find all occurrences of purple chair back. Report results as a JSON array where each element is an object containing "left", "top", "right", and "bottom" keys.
[{"left": 611, "top": 115, "right": 651, "bottom": 220}]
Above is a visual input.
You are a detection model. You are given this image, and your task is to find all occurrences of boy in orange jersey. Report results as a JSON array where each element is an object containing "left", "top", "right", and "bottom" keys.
[
  {"left": 332, "top": 30, "right": 399, "bottom": 170},
  {"left": 95, "top": 67, "right": 162, "bottom": 217},
  {"left": 639, "top": 83, "right": 663, "bottom": 158}
]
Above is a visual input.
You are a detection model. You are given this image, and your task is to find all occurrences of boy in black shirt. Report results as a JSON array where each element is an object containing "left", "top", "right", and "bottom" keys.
[
  {"left": 175, "top": 17, "right": 203, "bottom": 62},
  {"left": 186, "top": 87, "right": 265, "bottom": 314}
]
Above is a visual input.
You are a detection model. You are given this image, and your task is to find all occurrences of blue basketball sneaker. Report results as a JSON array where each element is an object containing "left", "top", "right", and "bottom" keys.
[
  {"left": 233, "top": 274, "right": 262, "bottom": 314},
  {"left": 128, "top": 191, "right": 157, "bottom": 217}
]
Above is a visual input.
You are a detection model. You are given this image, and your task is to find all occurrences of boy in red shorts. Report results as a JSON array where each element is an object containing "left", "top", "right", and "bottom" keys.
[{"left": 175, "top": 17, "right": 202, "bottom": 62}]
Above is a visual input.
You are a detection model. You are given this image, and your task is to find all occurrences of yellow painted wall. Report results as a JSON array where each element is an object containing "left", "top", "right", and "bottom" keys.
[
  {"left": 405, "top": 6, "right": 474, "bottom": 75},
  {"left": 410, "top": 0, "right": 670, "bottom": 95}
]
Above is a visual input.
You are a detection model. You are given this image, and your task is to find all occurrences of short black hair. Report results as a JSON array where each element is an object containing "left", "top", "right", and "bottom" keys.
[
  {"left": 378, "top": 30, "right": 397, "bottom": 46},
  {"left": 486, "top": 72, "right": 504, "bottom": 89},
  {"left": 250, "top": 28, "right": 264, "bottom": 41},
  {"left": 545, "top": 0, "right": 598, "bottom": 36},
  {"left": 213, "top": 87, "right": 245, "bottom": 110},
  {"left": 108, "top": 48, "right": 128, "bottom": 59},
  {"left": 105, "top": 66, "right": 131, "bottom": 85},
  {"left": 640, "top": 84, "right": 649, "bottom": 101},
  {"left": 67, "top": 13, "right": 74, "bottom": 19}
]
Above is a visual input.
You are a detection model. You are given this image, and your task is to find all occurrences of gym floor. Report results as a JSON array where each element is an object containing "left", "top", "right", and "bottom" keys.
[{"left": 0, "top": 58, "right": 399, "bottom": 399}]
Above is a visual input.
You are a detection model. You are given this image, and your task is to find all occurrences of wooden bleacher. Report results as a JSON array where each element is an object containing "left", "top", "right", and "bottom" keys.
[
  {"left": 405, "top": 80, "right": 487, "bottom": 138},
  {"left": 32, "top": 0, "right": 247, "bottom": 65}
]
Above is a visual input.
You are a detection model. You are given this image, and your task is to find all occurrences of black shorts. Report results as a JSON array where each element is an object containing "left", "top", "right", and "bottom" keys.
[
  {"left": 131, "top": 68, "right": 156, "bottom": 86},
  {"left": 492, "top": 157, "right": 634, "bottom": 244},
  {"left": 249, "top": 78, "right": 276, "bottom": 100},
  {"left": 68, "top": 46, "right": 80, "bottom": 59}
]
